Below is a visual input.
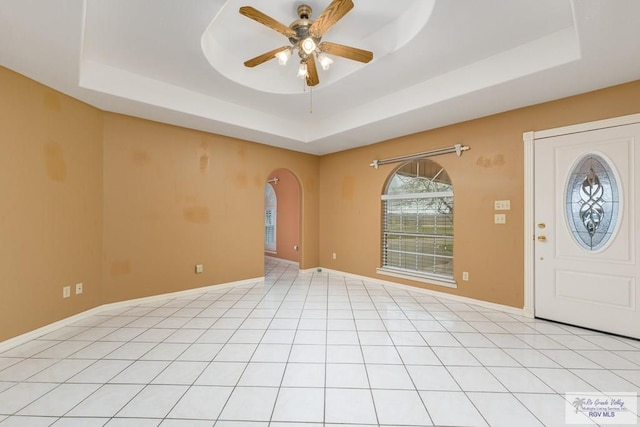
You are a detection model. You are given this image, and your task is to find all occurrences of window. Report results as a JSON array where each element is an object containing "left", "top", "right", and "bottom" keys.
[
  {"left": 264, "top": 183, "right": 277, "bottom": 253},
  {"left": 379, "top": 159, "right": 454, "bottom": 286},
  {"left": 565, "top": 153, "right": 620, "bottom": 251}
]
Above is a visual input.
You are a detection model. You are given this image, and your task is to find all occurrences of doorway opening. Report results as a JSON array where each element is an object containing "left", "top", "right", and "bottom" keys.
[{"left": 264, "top": 169, "right": 302, "bottom": 270}]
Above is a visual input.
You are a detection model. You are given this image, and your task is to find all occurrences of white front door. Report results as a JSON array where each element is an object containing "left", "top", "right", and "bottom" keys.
[{"left": 534, "top": 122, "right": 640, "bottom": 339}]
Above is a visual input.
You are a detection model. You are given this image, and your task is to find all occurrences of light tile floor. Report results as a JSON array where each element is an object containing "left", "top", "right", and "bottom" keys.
[{"left": 0, "top": 258, "right": 639, "bottom": 426}]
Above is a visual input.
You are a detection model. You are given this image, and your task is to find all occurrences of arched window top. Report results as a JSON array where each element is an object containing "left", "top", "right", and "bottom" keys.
[
  {"left": 386, "top": 159, "right": 453, "bottom": 195},
  {"left": 380, "top": 158, "right": 455, "bottom": 287},
  {"left": 265, "top": 183, "right": 277, "bottom": 207}
]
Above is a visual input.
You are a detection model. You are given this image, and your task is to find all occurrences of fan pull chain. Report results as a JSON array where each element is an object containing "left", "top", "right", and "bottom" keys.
[{"left": 309, "top": 86, "right": 313, "bottom": 114}]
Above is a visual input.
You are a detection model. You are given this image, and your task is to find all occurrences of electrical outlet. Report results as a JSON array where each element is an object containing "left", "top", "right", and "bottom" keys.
[
  {"left": 494, "top": 214, "right": 506, "bottom": 224},
  {"left": 63, "top": 286, "right": 71, "bottom": 298},
  {"left": 75, "top": 283, "right": 83, "bottom": 294},
  {"left": 462, "top": 272, "right": 469, "bottom": 281},
  {"left": 195, "top": 264, "right": 203, "bottom": 274},
  {"left": 332, "top": 252, "right": 337, "bottom": 260}
]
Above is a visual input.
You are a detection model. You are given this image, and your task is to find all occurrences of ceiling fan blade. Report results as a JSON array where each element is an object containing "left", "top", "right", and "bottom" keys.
[
  {"left": 306, "top": 56, "right": 319, "bottom": 87},
  {"left": 319, "top": 41, "right": 373, "bottom": 63},
  {"left": 244, "top": 46, "right": 290, "bottom": 68},
  {"left": 309, "top": 0, "right": 354, "bottom": 37},
  {"left": 239, "top": 6, "right": 296, "bottom": 38}
]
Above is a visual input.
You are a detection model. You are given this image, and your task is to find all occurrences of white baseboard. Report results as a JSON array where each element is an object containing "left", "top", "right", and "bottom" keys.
[
  {"left": 0, "top": 276, "right": 263, "bottom": 354},
  {"left": 264, "top": 255, "right": 308, "bottom": 274},
  {"left": 320, "top": 267, "right": 529, "bottom": 318},
  {"left": 1, "top": 265, "right": 531, "bottom": 353},
  {"left": 0, "top": 306, "right": 108, "bottom": 355}
]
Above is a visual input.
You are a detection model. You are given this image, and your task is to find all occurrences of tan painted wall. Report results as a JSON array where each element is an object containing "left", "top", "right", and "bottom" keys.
[
  {"left": 0, "top": 67, "right": 103, "bottom": 342},
  {"left": 0, "top": 67, "right": 319, "bottom": 342},
  {"left": 1, "top": 61, "right": 639, "bottom": 342},
  {"left": 319, "top": 80, "right": 640, "bottom": 308},
  {"left": 102, "top": 114, "right": 319, "bottom": 303},
  {"left": 266, "top": 169, "right": 301, "bottom": 263}
]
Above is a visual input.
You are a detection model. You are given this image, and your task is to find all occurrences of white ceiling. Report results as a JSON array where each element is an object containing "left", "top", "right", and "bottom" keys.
[{"left": 1, "top": 0, "right": 640, "bottom": 155}]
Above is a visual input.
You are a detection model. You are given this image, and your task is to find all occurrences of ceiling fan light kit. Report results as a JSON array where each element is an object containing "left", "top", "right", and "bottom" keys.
[
  {"left": 317, "top": 53, "right": 334, "bottom": 70},
  {"left": 239, "top": 0, "right": 373, "bottom": 88},
  {"left": 297, "top": 62, "right": 308, "bottom": 78},
  {"left": 275, "top": 48, "right": 292, "bottom": 65},
  {"left": 300, "top": 36, "right": 317, "bottom": 55}
]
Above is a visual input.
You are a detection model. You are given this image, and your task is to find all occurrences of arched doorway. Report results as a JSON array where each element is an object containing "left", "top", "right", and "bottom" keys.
[{"left": 264, "top": 169, "right": 301, "bottom": 265}]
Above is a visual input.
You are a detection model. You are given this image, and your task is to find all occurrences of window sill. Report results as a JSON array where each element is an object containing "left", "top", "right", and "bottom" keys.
[{"left": 376, "top": 268, "right": 458, "bottom": 289}]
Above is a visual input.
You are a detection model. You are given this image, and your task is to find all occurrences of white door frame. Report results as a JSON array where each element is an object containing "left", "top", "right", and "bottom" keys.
[{"left": 522, "top": 112, "right": 640, "bottom": 319}]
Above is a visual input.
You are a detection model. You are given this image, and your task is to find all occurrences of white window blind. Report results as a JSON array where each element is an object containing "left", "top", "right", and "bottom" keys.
[
  {"left": 381, "top": 159, "right": 454, "bottom": 282},
  {"left": 264, "top": 183, "right": 277, "bottom": 253}
]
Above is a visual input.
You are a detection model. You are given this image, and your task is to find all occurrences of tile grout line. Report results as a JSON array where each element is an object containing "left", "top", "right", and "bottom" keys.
[
  {"left": 1, "top": 258, "right": 640, "bottom": 425},
  {"left": 266, "top": 262, "right": 314, "bottom": 425}
]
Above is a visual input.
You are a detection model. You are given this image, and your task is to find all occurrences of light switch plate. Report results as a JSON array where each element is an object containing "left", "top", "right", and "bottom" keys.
[{"left": 494, "top": 200, "right": 511, "bottom": 210}]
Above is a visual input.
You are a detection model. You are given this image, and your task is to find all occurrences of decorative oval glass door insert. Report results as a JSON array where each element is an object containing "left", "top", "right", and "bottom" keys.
[{"left": 565, "top": 153, "right": 620, "bottom": 251}]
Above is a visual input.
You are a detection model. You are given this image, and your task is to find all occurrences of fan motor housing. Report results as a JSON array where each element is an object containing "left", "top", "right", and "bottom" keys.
[
  {"left": 297, "top": 4, "right": 312, "bottom": 19},
  {"left": 290, "top": 4, "right": 321, "bottom": 59}
]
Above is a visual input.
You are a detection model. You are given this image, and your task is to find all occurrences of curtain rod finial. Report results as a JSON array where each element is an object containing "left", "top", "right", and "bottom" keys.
[
  {"left": 455, "top": 144, "right": 470, "bottom": 157},
  {"left": 370, "top": 160, "right": 379, "bottom": 169}
]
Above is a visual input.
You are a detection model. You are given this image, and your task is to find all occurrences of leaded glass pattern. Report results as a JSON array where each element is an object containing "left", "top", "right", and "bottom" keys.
[
  {"left": 565, "top": 154, "right": 620, "bottom": 251},
  {"left": 382, "top": 159, "right": 454, "bottom": 279}
]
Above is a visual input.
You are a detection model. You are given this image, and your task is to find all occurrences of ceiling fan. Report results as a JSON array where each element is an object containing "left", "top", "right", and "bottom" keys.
[{"left": 239, "top": 0, "right": 373, "bottom": 87}]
